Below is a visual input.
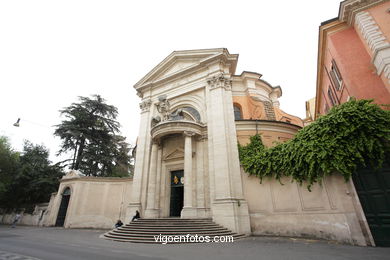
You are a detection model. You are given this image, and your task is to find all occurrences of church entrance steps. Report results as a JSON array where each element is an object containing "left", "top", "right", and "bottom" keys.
[{"left": 102, "top": 218, "right": 247, "bottom": 243}]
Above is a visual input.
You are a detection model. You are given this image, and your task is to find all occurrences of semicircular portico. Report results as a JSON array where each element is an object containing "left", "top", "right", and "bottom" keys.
[{"left": 151, "top": 120, "right": 206, "bottom": 141}]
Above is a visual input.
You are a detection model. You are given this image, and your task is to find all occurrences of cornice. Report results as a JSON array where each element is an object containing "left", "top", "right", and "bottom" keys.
[
  {"left": 235, "top": 120, "right": 301, "bottom": 135},
  {"left": 151, "top": 120, "right": 206, "bottom": 141},
  {"left": 339, "top": 0, "right": 386, "bottom": 25},
  {"left": 355, "top": 11, "right": 390, "bottom": 81},
  {"left": 60, "top": 177, "right": 133, "bottom": 183},
  {"left": 315, "top": 20, "right": 348, "bottom": 119},
  {"left": 232, "top": 72, "right": 282, "bottom": 98}
]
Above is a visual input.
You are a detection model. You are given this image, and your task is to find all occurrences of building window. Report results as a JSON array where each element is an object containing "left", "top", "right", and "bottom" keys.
[
  {"left": 325, "top": 104, "right": 330, "bottom": 114},
  {"left": 329, "top": 60, "right": 343, "bottom": 91},
  {"left": 327, "top": 88, "right": 336, "bottom": 107},
  {"left": 233, "top": 105, "right": 242, "bottom": 120}
]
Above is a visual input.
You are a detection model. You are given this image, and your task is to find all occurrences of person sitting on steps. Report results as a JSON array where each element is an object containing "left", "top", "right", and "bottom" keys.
[
  {"left": 131, "top": 210, "right": 140, "bottom": 222},
  {"left": 115, "top": 220, "right": 123, "bottom": 228}
]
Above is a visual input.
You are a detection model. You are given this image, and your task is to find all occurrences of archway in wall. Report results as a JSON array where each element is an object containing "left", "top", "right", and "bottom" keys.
[
  {"left": 55, "top": 187, "right": 71, "bottom": 227},
  {"left": 352, "top": 162, "right": 390, "bottom": 246}
]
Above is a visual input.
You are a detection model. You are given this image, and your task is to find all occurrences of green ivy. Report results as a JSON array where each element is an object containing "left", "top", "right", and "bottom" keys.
[{"left": 238, "top": 99, "right": 390, "bottom": 190}]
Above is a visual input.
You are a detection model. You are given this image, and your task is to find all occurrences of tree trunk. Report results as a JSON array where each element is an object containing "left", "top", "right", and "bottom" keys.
[
  {"left": 74, "top": 136, "right": 85, "bottom": 170},
  {"left": 71, "top": 140, "right": 79, "bottom": 169}
]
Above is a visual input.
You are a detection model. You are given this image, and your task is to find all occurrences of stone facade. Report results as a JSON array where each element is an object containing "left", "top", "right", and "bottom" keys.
[
  {"left": 129, "top": 49, "right": 252, "bottom": 234},
  {"left": 42, "top": 48, "right": 372, "bottom": 245}
]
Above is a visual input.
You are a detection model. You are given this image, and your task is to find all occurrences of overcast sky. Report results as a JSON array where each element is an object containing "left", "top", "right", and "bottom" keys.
[{"left": 0, "top": 0, "right": 342, "bottom": 163}]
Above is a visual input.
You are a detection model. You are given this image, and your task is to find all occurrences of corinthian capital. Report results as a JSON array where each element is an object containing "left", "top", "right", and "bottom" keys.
[
  {"left": 206, "top": 73, "right": 232, "bottom": 91},
  {"left": 139, "top": 99, "right": 152, "bottom": 113}
]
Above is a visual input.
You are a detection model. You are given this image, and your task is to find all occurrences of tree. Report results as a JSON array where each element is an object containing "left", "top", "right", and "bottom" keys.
[
  {"left": 0, "top": 140, "right": 64, "bottom": 210},
  {"left": 111, "top": 135, "right": 134, "bottom": 177},
  {"left": 54, "top": 95, "right": 133, "bottom": 177},
  {"left": 0, "top": 136, "right": 20, "bottom": 200},
  {"left": 13, "top": 141, "right": 64, "bottom": 207}
]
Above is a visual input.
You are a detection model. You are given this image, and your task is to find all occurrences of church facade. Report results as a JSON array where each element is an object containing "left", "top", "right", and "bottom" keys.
[
  {"left": 44, "top": 48, "right": 373, "bottom": 246},
  {"left": 128, "top": 48, "right": 303, "bottom": 235}
]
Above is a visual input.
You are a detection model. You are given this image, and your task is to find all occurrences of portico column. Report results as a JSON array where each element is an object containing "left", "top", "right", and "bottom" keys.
[
  {"left": 155, "top": 146, "right": 162, "bottom": 214},
  {"left": 181, "top": 131, "right": 197, "bottom": 218},
  {"left": 144, "top": 140, "right": 159, "bottom": 218}
]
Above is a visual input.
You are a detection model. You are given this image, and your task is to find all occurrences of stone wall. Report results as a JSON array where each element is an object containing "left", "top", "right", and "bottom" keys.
[
  {"left": 45, "top": 175, "right": 133, "bottom": 229},
  {"left": 237, "top": 120, "right": 372, "bottom": 245},
  {"left": 242, "top": 172, "right": 372, "bottom": 246},
  {"left": 0, "top": 203, "right": 50, "bottom": 226}
]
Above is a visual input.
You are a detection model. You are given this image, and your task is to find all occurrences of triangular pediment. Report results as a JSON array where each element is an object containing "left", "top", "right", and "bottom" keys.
[
  {"left": 134, "top": 48, "right": 238, "bottom": 90},
  {"left": 163, "top": 148, "right": 184, "bottom": 161},
  {"left": 155, "top": 57, "right": 206, "bottom": 80}
]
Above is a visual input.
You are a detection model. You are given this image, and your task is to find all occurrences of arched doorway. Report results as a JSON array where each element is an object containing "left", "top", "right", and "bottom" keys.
[{"left": 55, "top": 187, "right": 71, "bottom": 227}]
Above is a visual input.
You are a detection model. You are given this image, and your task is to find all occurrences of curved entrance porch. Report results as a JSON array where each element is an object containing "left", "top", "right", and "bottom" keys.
[{"left": 144, "top": 120, "right": 209, "bottom": 219}]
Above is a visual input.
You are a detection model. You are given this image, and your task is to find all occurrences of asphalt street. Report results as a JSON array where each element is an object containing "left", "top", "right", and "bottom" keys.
[{"left": 0, "top": 225, "right": 389, "bottom": 260}]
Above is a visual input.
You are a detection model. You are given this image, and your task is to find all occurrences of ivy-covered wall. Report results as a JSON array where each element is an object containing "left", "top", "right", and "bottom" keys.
[{"left": 239, "top": 99, "right": 390, "bottom": 189}]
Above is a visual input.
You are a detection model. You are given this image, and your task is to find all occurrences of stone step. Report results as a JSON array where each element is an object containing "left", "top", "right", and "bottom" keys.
[
  {"left": 134, "top": 218, "right": 212, "bottom": 221},
  {"left": 128, "top": 220, "right": 216, "bottom": 223},
  {"left": 103, "top": 218, "right": 246, "bottom": 244},
  {"left": 132, "top": 220, "right": 212, "bottom": 223},
  {"left": 129, "top": 220, "right": 214, "bottom": 224},
  {"left": 126, "top": 222, "right": 216, "bottom": 227},
  {"left": 121, "top": 225, "right": 227, "bottom": 230},
  {"left": 103, "top": 234, "right": 248, "bottom": 244},
  {"left": 115, "top": 228, "right": 229, "bottom": 234},
  {"left": 108, "top": 232, "right": 238, "bottom": 238},
  {"left": 112, "top": 229, "right": 234, "bottom": 235},
  {"left": 117, "top": 229, "right": 229, "bottom": 234}
]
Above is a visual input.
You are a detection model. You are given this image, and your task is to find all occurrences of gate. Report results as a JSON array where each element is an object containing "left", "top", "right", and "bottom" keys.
[
  {"left": 55, "top": 187, "right": 71, "bottom": 227},
  {"left": 353, "top": 162, "right": 390, "bottom": 246}
]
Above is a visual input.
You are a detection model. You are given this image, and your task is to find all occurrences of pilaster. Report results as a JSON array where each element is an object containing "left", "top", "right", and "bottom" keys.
[
  {"left": 206, "top": 73, "right": 251, "bottom": 234},
  {"left": 127, "top": 99, "right": 152, "bottom": 220}
]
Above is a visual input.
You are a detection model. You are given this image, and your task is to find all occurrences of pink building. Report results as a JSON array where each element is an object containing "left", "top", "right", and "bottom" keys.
[
  {"left": 315, "top": 0, "right": 390, "bottom": 117},
  {"left": 315, "top": 0, "right": 390, "bottom": 247}
]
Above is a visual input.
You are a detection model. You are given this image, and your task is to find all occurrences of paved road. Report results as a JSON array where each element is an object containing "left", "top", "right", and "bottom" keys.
[{"left": 0, "top": 225, "right": 389, "bottom": 260}]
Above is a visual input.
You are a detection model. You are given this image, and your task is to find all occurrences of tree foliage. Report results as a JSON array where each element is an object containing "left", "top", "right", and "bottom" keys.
[
  {"left": 0, "top": 139, "right": 63, "bottom": 210},
  {"left": 0, "top": 137, "right": 20, "bottom": 197},
  {"left": 54, "top": 95, "right": 133, "bottom": 177},
  {"left": 238, "top": 99, "right": 390, "bottom": 189}
]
